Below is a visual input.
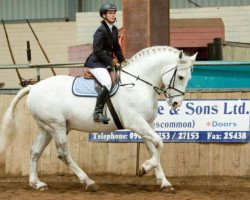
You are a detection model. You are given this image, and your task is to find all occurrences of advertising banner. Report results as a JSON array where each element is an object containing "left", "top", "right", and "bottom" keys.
[{"left": 89, "top": 99, "right": 250, "bottom": 143}]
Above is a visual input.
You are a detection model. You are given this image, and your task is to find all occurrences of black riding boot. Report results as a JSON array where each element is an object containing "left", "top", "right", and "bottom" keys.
[{"left": 93, "top": 86, "right": 110, "bottom": 124}]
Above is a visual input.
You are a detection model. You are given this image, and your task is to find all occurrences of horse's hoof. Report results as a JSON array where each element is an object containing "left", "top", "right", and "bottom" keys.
[
  {"left": 138, "top": 167, "right": 146, "bottom": 177},
  {"left": 30, "top": 181, "right": 49, "bottom": 191},
  {"left": 161, "top": 186, "right": 175, "bottom": 194},
  {"left": 39, "top": 186, "right": 49, "bottom": 191},
  {"left": 86, "top": 183, "right": 99, "bottom": 192}
]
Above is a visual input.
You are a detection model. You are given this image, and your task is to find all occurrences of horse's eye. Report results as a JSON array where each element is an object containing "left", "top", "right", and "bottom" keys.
[{"left": 178, "top": 76, "right": 184, "bottom": 80}]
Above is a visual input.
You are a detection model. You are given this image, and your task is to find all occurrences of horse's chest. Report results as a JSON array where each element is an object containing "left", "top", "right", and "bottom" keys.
[{"left": 133, "top": 99, "right": 158, "bottom": 120}]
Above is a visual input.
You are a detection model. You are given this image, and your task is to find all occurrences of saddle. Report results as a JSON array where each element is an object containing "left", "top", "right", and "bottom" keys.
[
  {"left": 72, "top": 67, "right": 123, "bottom": 129},
  {"left": 82, "top": 67, "right": 117, "bottom": 87},
  {"left": 72, "top": 67, "right": 119, "bottom": 97}
]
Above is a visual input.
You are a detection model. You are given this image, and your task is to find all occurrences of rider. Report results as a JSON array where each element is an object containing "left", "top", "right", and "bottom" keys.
[{"left": 84, "top": 3, "right": 125, "bottom": 124}]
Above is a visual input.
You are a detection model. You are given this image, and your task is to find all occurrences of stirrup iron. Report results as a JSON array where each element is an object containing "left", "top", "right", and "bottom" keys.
[{"left": 94, "top": 113, "right": 110, "bottom": 124}]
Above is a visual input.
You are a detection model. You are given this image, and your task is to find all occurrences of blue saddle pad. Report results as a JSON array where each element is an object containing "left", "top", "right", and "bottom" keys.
[{"left": 72, "top": 77, "right": 119, "bottom": 97}]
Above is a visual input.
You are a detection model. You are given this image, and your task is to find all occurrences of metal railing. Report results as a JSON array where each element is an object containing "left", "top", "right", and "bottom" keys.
[
  {"left": 0, "top": 62, "right": 84, "bottom": 84},
  {"left": 1, "top": 60, "right": 250, "bottom": 93},
  {"left": 0, "top": 62, "right": 84, "bottom": 69},
  {"left": 1, "top": 60, "right": 250, "bottom": 70}
]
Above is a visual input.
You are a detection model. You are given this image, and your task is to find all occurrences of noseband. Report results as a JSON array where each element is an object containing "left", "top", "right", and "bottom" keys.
[{"left": 118, "top": 66, "right": 186, "bottom": 99}]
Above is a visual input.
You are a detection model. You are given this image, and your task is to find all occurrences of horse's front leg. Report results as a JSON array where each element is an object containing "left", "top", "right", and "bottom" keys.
[
  {"left": 128, "top": 118, "right": 163, "bottom": 175},
  {"left": 144, "top": 122, "right": 175, "bottom": 192},
  {"left": 144, "top": 139, "right": 174, "bottom": 192}
]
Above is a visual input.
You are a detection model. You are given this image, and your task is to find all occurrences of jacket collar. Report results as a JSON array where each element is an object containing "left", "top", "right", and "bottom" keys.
[{"left": 101, "top": 20, "right": 114, "bottom": 39}]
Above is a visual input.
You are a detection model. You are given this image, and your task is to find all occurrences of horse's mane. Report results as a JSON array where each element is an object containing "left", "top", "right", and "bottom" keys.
[{"left": 126, "top": 46, "right": 180, "bottom": 66}]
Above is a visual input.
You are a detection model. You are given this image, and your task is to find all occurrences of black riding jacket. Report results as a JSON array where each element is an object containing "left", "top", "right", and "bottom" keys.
[{"left": 85, "top": 20, "right": 125, "bottom": 68}]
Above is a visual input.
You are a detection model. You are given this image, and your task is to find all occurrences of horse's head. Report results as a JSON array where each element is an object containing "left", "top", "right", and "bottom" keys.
[{"left": 162, "top": 50, "right": 197, "bottom": 109}]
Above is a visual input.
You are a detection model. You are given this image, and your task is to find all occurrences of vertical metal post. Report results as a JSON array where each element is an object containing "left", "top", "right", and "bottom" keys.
[
  {"left": 26, "top": 19, "right": 56, "bottom": 76},
  {"left": 26, "top": 41, "right": 31, "bottom": 63},
  {"left": 36, "top": 66, "right": 41, "bottom": 82},
  {"left": 136, "top": 142, "right": 140, "bottom": 175}
]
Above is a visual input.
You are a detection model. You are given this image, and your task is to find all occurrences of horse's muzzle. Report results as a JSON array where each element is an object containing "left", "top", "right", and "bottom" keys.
[
  {"left": 166, "top": 99, "right": 179, "bottom": 108},
  {"left": 171, "top": 101, "right": 179, "bottom": 109}
]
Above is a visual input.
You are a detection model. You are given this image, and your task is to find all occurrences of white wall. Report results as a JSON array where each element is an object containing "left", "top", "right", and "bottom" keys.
[
  {"left": 0, "top": 21, "right": 76, "bottom": 88},
  {"left": 76, "top": 11, "right": 123, "bottom": 44},
  {"left": 77, "top": 6, "right": 250, "bottom": 44}
]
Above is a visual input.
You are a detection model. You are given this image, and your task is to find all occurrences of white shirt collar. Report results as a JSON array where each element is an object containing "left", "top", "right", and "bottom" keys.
[
  {"left": 105, "top": 21, "right": 113, "bottom": 32},
  {"left": 107, "top": 23, "right": 113, "bottom": 32}
]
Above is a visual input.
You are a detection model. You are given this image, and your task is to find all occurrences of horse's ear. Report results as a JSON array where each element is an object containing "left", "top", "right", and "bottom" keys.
[
  {"left": 179, "top": 50, "right": 183, "bottom": 59},
  {"left": 190, "top": 52, "right": 198, "bottom": 61}
]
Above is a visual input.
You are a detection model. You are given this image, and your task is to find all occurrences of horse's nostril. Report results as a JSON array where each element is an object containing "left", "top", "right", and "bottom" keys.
[{"left": 172, "top": 102, "right": 178, "bottom": 107}]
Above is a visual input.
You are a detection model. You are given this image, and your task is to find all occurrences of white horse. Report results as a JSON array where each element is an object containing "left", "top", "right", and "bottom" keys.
[{"left": 0, "top": 46, "right": 197, "bottom": 192}]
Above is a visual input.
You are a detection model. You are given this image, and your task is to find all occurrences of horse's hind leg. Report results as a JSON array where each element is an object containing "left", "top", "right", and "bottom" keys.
[
  {"left": 29, "top": 130, "right": 52, "bottom": 190},
  {"left": 52, "top": 126, "right": 98, "bottom": 191}
]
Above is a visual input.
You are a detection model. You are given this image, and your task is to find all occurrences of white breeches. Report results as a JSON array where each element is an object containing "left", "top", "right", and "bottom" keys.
[{"left": 89, "top": 68, "right": 112, "bottom": 91}]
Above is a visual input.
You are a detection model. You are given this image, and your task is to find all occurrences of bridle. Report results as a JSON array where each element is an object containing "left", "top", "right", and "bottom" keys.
[
  {"left": 161, "top": 66, "right": 186, "bottom": 98},
  {"left": 118, "top": 66, "right": 186, "bottom": 99}
]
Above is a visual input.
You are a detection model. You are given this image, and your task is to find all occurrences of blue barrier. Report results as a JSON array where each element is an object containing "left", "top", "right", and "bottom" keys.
[{"left": 188, "top": 60, "right": 250, "bottom": 91}]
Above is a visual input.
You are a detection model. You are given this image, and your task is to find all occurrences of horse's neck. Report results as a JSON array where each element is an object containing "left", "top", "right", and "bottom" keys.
[{"left": 125, "top": 53, "right": 177, "bottom": 87}]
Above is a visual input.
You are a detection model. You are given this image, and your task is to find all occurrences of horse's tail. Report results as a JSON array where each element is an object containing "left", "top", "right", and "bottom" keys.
[{"left": 0, "top": 85, "right": 32, "bottom": 153}]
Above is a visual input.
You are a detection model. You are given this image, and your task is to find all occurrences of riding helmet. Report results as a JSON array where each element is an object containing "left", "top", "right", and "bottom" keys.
[{"left": 99, "top": 3, "right": 117, "bottom": 17}]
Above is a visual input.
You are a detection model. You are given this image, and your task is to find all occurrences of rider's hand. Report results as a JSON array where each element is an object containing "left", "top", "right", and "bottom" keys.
[
  {"left": 120, "top": 61, "right": 127, "bottom": 68},
  {"left": 111, "top": 59, "right": 120, "bottom": 68}
]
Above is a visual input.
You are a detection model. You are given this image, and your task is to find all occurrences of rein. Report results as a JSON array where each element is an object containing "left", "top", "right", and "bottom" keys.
[{"left": 118, "top": 66, "right": 185, "bottom": 99}]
